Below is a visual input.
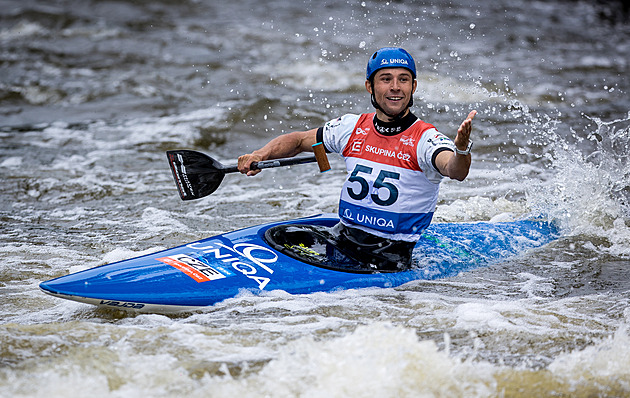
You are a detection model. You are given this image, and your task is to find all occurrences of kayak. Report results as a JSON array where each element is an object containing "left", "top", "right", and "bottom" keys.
[{"left": 40, "top": 213, "right": 559, "bottom": 313}]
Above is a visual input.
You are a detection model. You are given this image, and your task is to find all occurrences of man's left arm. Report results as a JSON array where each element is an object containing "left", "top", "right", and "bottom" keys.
[{"left": 435, "top": 110, "right": 477, "bottom": 181}]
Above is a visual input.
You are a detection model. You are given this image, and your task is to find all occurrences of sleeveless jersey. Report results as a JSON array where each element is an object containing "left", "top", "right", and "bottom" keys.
[{"left": 321, "top": 113, "right": 454, "bottom": 242}]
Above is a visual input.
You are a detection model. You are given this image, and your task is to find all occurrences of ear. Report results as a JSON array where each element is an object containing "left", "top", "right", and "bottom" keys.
[
  {"left": 365, "top": 79, "right": 373, "bottom": 94},
  {"left": 412, "top": 79, "right": 417, "bottom": 93}
]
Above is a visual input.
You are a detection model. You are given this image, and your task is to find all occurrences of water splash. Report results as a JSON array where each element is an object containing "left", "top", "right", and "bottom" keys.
[
  {"left": 527, "top": 112, "right": 630, "bottom": 257},
  {"left": 586, "top": 113, "right": 630, "bottom": 217}
]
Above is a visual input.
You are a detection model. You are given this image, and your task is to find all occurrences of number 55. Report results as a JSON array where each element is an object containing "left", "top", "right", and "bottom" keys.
[{"left": 347, "top": 165, "right": 400, "bottom": 206}]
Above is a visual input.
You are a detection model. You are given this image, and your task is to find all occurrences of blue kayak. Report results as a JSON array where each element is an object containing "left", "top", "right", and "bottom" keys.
[{"left": 39, "top": 214, "right": 559, "bottom": 313}]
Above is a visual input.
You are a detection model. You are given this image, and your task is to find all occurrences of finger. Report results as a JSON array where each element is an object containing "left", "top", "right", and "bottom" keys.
[
  {"left": 238, "top": 155, "right": 256, "bottom": 174},
  {"left": 459, "top": 120, "right": 471, "bottom": 135},
  {"left": 246, "top": 164, "right": 263, "bottom": 176},
  {"left": 463, "top": 112, "right": 476, "bottom": 133},
  {"left": 237, "top": 155, "right": 248, "bottom": 174}
]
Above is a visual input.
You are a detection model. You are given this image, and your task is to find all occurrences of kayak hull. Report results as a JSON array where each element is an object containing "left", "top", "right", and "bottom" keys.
[{"left": 40, "top": 214, "right": 558, "bottom": 313}]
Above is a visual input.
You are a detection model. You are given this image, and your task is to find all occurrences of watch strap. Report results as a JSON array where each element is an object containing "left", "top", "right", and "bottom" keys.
[{"left": 455, "top": 141, "right": 473, "bottom": 155}]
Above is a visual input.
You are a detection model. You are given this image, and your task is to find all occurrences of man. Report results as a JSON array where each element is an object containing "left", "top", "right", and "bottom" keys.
[{"left": 238, "top": 47, "right": 477, "bottom": 270}]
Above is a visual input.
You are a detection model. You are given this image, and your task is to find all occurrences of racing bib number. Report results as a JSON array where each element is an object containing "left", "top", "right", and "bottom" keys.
[{"left": 347, "top": 164, "right": 400, "bottom": 206}]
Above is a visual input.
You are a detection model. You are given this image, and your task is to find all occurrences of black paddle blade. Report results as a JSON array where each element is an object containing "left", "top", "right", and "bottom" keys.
[{"left": 166, "top": 150, "right": 226, "bottom": 200}]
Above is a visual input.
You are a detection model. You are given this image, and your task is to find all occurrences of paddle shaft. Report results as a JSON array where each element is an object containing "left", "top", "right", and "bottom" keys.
[{"left": 221, "top": 155, "right": 318, "bottom": 173}]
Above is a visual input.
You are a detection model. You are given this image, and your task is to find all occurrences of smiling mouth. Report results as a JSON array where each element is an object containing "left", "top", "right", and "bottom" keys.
[{"left": 386, "top": 96, "right": 403, "bottom": 101}]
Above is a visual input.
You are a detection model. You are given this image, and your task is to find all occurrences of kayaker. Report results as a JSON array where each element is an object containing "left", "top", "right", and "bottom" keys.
[{"left": 238, "top": 47, "right": 476, "bottom": 270}]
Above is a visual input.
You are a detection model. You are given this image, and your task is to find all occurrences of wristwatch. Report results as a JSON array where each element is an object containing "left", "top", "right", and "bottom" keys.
[{"left": 455, "top": 141, "right": 473, "bottom": 156}]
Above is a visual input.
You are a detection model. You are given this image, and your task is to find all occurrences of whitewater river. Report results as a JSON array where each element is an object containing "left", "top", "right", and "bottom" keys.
[{"left": 2, "top": 0, "right": 630, "bottom": 396}]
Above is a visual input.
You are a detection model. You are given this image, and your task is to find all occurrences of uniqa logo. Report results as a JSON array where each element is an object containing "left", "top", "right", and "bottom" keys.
[
  {"left": 381, "top": 58, "right": 409, "bottom": 66},
  {"left": 342, "top": 209, "right": 395, "bottom": 229},
  {"left": 186, "top": 241, "right": 278, "bottom": 290}
]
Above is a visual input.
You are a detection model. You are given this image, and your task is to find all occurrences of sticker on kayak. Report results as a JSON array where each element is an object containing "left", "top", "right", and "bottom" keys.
[{"left": 157, "top": 254, "right": 228, "bottom": 283}]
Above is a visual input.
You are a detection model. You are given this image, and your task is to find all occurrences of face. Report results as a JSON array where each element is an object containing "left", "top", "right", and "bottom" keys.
[{"left": 366, "top": 68, "right": 417, "bottom": 120}]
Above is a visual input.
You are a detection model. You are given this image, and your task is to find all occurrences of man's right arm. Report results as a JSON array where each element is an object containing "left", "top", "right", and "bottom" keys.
[{"left": 237, "top": 128, "right": 319, "bottom": 176}]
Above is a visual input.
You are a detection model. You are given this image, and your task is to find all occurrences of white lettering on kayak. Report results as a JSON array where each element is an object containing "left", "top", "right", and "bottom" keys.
[
  {"left": 223, "top": 243, "right": 277, "bottom": 274},
  {"left": 186, "top": 241, "right": 278, "bottom": 290}
]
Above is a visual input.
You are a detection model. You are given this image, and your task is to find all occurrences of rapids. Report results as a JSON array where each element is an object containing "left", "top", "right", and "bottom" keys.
[{"left": 2, "top": 0, "right": 630, "bottom": 396}]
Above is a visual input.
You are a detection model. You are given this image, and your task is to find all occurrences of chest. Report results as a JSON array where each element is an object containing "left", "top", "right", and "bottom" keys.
[{"left": 342, "top": 128, "right": 422, "bottom": 172}]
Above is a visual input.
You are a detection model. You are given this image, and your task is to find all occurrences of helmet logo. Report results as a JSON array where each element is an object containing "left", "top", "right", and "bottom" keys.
[{"left": 379, "top": 58, "right": 410, "bottom": 67}]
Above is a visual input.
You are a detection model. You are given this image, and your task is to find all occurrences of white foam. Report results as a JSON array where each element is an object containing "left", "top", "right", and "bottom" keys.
[
  {"left": 256, "top": 59, "right": 364, "bottom": 92},
  {"left": 548, "top": 326, "right": 630, "bottom": 391},
  {"left": 435, "top": 196, "right": 526, "bottom": 223},
  {"left": 2, "top": 317, "right": 628, "bottom": 398},
  {"left": 206, "top": 323, "right": 494, "bottom": 398},
  {"left": 0, "top": 21, "right": 47, "bottom": 40},
  {"left": 0, "top": 156, "right": 23, "bottom": 168}
]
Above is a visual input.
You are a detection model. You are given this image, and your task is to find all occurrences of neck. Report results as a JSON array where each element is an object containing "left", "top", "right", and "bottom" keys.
[
  {"left": 373, "top": 112, "right": 417, "bottom": 136},
  {"left": 375, "top": 108, "right": 409, "bottom": 122}
]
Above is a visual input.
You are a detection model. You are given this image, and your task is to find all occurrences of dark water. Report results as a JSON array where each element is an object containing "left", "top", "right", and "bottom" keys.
[{"left": 2, "top": 0, "right": 630, "bottom": 396}]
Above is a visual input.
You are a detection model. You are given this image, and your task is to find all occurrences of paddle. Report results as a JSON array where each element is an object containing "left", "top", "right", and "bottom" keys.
[{"left": 166, "top": 149, "right": 328, "bottom": 200}]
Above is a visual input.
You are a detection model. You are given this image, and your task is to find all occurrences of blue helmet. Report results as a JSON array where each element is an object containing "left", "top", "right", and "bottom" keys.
[{"left": 366, "top": 47, "right": 417, "bottom": 81}]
